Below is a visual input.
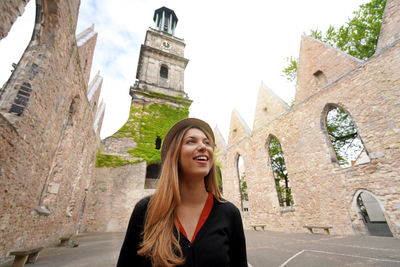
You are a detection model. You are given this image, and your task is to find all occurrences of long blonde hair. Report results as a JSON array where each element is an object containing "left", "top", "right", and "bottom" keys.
[{"left": 137, "top": 126, "right": 222, "bottom": 266}]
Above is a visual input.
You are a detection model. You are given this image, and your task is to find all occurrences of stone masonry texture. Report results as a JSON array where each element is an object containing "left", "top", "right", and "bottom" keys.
[
  {"left": 0, "top": 0, "right": 104, "bottom": 264},
  {"left": 217, "top": 0, "right": 400, "bottom": 238}
]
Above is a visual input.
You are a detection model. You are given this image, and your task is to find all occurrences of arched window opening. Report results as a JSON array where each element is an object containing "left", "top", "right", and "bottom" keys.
[
  {"left": 145, "top": 163, "right": 161, "bottom": 189},
  {"left": 268, "top": 136, "right": 293, "bottom": 207},
  {"left": 158, "top": 17, "right": 170, "bottom": 32},
  {"left": 146, "top": 164, "right": 161, "bottom": 179},
  {"left": 160, "top": 65, "right": 168, "bottom": 78},
  {"left": 0, "top": 0, "right": 35, "bottom": 90},
  {"left": 325, "top": 106, "right": 369, "bottom": 167},
  {"left": 355, "top": 191, "right": 392, "bottom": 237},
  {"left": 237, "top": 155, "right": 249, "bottom": 212},
  {"left": 313, "top": 70, "right": 328, "bottom": 87},
  {"left": 67, "top": 96, "right": 80, "bottom": 126},
  {"left": 216, "top": 166, "right": 223, "bottom": 193},
  {"left": 164, "top": 17, "right": 170, "bottom": 32},
  {"left": 155, "top": 136, "right": 161, "bottom": 150}
]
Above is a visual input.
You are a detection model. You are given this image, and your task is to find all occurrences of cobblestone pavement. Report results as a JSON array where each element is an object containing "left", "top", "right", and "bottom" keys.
[{"left": 2, "top": 231, "right": 400, "bottom": 266}]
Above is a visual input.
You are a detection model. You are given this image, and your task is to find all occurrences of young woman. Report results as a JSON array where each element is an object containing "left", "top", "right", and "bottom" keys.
[{"left": 117, "top": 118, "right": 247, "bottom": 267}]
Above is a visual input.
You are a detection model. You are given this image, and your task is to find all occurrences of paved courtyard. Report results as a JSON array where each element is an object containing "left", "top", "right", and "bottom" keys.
[{"left": 2, "top": 230, "right": 400, "bottom": 266}]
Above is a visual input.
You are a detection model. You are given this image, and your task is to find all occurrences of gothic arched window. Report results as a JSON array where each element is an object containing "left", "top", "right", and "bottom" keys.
[
  {"left": 236, "top": 155, "right": 249, "bottom": 212},
  {"left": 268, "top": 136, "right": 293, "bottom": 207},
  {"left": 323, "top": 104, "right": 369, "bottom": 167}
]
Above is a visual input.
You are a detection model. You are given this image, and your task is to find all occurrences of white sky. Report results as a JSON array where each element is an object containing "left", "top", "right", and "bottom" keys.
[{"left": 0, "top": 0, "right": 369, "bottom": 141}]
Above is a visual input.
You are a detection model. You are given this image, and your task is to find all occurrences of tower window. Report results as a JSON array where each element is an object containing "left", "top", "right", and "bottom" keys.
[
  {"left": 313, "top": 70, "right": 328, "bottom": 87},
  {"left": 164, "top": 17, "right": 169, "bottom": 31},
  {"left": 160, "top": 65, "right": 168, "bottom": 78},
  {"left": 155, "top": 136, "right": 161, "bottom": 150},
  {"left": 146, "top": 164, "right": 161, "bottom": 179}
]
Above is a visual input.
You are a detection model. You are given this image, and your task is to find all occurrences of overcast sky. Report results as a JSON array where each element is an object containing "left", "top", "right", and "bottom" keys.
[{"left": 1, "top": 0, "right": 369, "bottom": 141}]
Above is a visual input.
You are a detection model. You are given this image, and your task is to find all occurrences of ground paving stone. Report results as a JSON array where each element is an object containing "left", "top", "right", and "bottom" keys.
[{"left": 2, "top": 230, "right": 399, "bottom": 267}]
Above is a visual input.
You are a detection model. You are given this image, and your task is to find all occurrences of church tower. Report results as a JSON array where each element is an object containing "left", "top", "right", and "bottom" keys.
[
  {"left": 93, "top": 8, "right": 191, "bottom": 223},
  {"left": 123, "top": 6, "right": 192, "bottom": 177},
  {"left": 130, "top": 6, "right": 190, "bottom": 106}
]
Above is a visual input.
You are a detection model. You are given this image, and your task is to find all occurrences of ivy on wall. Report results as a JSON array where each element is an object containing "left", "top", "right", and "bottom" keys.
[
  {"left": 95, "top": 152, "right": 138, "bottom": 167},
  {"left": 96, "top": 97, "right": 190, "bottom": 167},
  {"left": 126, "top": 103, "right": 189, "bottom": 163}
]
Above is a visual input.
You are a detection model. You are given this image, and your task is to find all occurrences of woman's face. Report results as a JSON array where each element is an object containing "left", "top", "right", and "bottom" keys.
[{"left": 178, "top": 128, "right": 214, "bottom": 179}]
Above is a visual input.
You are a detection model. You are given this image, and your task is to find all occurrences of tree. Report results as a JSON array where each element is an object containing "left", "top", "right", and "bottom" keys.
[
  {"left": 326, "top": 107, "right": 364, "bottom": 167},
  {"left": 282, "top": 0, "right": 386, "bottom": 83},
  {"left": 282, "top": 56, "right": 298, "bottom": 83},
  {"left": 269, "top": 137, "right": 293, "bottom": 206}
]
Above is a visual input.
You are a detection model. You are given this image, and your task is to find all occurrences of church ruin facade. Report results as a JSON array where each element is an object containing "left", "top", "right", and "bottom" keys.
[{"left": 216, "top": 0, "right": 400, "bottom": 238}]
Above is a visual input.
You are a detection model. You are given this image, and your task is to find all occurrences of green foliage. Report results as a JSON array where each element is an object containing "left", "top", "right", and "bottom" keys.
[
  {"left": 96, "top": 93, "right": 190, "bottom": 167},
  {"left": 269, "top": 137, "right": 293, "bottom": 206},
  {"left": 239, "top": 174, "right": 248, "bottom": 201},
  {"left": 357, "top": 193, "right": 368, "bottom": 217},
  {"left": 326, "top": 106, "right": 364, "bottom": 167},
  {"left": 214, "top": 153, "right": 223, "bottom": 192},
  {"left": 282, "top": 56, "right": 298, "bottom": 83},
  {"left": 120, "top": 103, "right": 189, "bottom": 164},
  {"left": 95, "top": 152, "right": 137, "bottom": 167},
  {"left": 216, "top": 167, "right": 223, "bottom": 193},
  {"left": 282, "top": 0, "right": 386, "bottom": 82},
  {"left": 289, "top": 98, "right": 295, "bottom": 108},
  {"left": 311, "top": 0, "right": 386, "bottom": 60}
]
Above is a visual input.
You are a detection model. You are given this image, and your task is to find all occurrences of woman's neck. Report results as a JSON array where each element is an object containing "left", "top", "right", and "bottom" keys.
[{"left": 179, "top": 175, "right": 208, "bottom": 206}]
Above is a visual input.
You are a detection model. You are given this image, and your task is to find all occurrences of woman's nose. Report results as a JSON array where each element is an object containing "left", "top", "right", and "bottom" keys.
[{"left": 197, "top": 142, "right": 206, "bottom": 150}]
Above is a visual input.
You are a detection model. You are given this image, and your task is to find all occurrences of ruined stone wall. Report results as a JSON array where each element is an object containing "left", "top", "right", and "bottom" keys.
[
  {"left": 218, "top": 0, "right": 400, "bottom": 238},
  {"left": 0, "top": 0, "right": 103, "bottom": 263},
  {"left": 77, "top": 29, "right": 98, "bottom": 87},
  {"left": 0, "top": 0, "right": 31, "bottom": 40},
  {"left": 295, "top": 36, "right": 361, "bottom": 104},
  {"left": 377, "top": 0, "right": 400, "bottom": 52},
  {"left": 83, "top": 162, "right": 155, "bottom": 233}
]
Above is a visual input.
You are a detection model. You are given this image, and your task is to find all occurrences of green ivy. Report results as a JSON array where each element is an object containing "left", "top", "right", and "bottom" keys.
[
  {"left": 95, "top": 152, "right": 138, "bottom": 167},
  {"left": 96, "top": 102, "right": 189, "bottom": 167},
  {"left": 214, "top": 152, "right": 223, "bottom": 192},
  {"left": 126, "top": 103, "right": 189, "bottom": 163}
]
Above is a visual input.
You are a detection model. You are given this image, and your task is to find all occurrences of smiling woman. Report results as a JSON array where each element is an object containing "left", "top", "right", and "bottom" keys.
[
  {"left": 0, "top": 0, "right": 35, "bottom": 89},
  {"left": 117, "top": 118, "right": 248, "bottom": 267}
]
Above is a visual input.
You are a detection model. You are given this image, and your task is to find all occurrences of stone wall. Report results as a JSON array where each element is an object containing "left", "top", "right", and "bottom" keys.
[
  {"left": 0, "top": 0, "right": 31, "bottom": 40},
  {"left": 0, "top": 0, "right": 103, "bottom": 263},
  {"left": 83, "top": 162, "right": 155, "bottom": 232},
  {"left": 217, "top": 0, "right": 400, "bottom": 238}
]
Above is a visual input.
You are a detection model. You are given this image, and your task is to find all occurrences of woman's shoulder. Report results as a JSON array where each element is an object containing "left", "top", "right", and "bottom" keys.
[
  {"left": 214, "top": 197, "right": 241, "bottom": 216},
  {"left": 134, "top": 195, "right": 152, "bottom": 212}
]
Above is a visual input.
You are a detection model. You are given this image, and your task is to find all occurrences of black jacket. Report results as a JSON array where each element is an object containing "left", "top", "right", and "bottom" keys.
[{"left": 117, "top": 195, "right": 247, "bottom": 267}]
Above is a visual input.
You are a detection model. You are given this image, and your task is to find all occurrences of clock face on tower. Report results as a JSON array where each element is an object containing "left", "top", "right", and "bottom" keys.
[{"left": 162, "top": 40, "right": 170, "bottom": 49}]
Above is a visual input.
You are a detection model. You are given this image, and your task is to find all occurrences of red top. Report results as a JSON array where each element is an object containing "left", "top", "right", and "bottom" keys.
[{"left": 177, "top": 193, "right": 214, "bottom": 243}]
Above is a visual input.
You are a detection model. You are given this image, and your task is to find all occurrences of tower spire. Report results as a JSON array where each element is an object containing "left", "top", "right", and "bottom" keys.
[{"left": 153, "top": 7, "right": 178, "bottom": 35}]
